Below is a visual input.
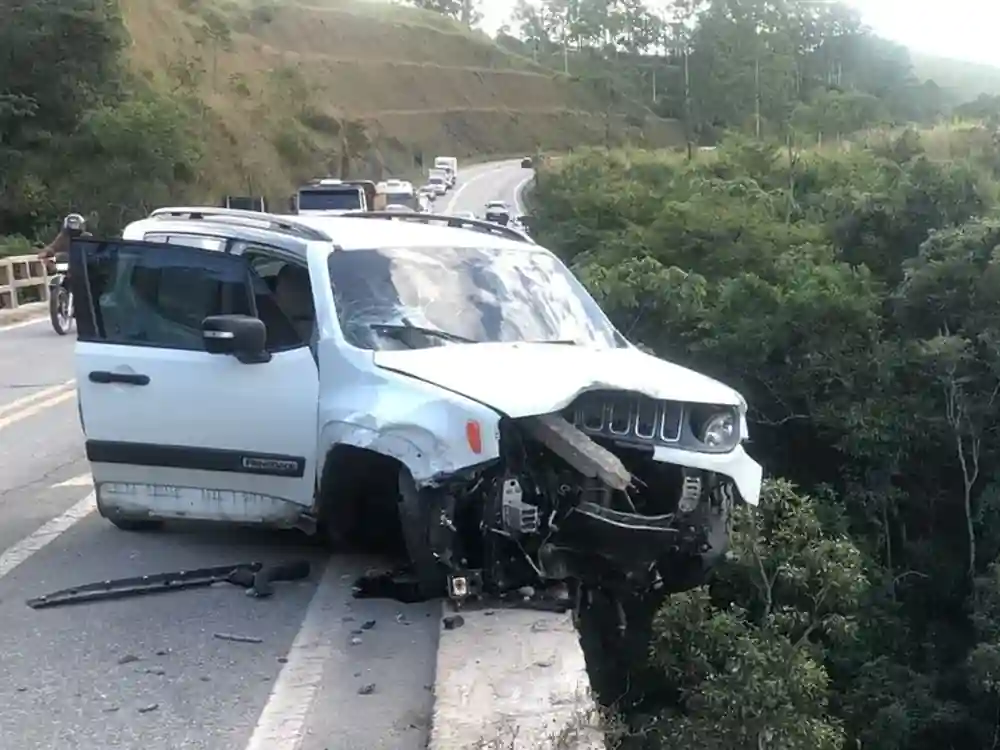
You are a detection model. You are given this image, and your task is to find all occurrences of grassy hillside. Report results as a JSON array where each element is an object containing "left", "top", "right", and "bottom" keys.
[
  {"left": 909, "top": 50, "right": 1000, "bottom": 101},
  {"left": 120, "top": 0, "right": 682, "bottom": 200}
]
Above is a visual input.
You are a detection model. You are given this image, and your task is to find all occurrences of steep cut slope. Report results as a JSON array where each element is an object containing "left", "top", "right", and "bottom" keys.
[{"left": 120, "top": 0, "right": 682, "bottom": 199}]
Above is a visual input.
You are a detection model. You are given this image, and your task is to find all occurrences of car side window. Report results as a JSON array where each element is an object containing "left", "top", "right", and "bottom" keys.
[
  {"left": 241, "top": 249, "right": 313, "bottom": 351},
  {"left": 77, "top": 240, "right": 252, "bottom": 350}
]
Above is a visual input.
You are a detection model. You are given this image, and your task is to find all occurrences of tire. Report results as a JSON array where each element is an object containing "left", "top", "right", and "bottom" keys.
[
  {"left": 397, "top": 469, "right": 448, "bottom": 599},
  {"left": 49, "top": 287, "right": 72, "bottom": 335}
]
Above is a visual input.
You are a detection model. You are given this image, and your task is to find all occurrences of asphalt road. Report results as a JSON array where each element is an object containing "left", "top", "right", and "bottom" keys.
[{"left": 0, "top": 159, "right": 534, "bottom": 750}]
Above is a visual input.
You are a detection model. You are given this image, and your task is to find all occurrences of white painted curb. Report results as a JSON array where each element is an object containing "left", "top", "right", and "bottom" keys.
[{"left": 428, "top": 606, "right": 603, "bottom": 749}]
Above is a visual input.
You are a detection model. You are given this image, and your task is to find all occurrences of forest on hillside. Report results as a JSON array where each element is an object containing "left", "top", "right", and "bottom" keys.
[
  {"left": 415, "top": 0, "right": 976, "bottom": 147},
  {"left": 529, "top": 125, "right": 1000, "bottom": 750}
]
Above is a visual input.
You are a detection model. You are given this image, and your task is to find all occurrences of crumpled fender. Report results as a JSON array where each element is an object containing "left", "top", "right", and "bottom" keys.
[{"left": 319, "top": 418, "right": 501, "bottom": 485}]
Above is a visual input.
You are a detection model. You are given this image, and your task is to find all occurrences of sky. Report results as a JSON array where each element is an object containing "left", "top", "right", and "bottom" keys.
[{"left": 478, "top": 0, "right": 1000, "bottom": 69}]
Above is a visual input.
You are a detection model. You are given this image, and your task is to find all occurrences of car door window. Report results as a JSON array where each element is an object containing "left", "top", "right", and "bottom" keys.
[
  {"left": 76, "top": 239, "right": 252, "bottom": 350},
  {"left": 241, "top": 250, "right": 314, "bottom": 351}
]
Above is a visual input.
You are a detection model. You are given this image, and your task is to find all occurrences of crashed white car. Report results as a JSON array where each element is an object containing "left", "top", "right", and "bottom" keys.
[{"left": 69, "top": 207, "right": 762, "bottom": 604}]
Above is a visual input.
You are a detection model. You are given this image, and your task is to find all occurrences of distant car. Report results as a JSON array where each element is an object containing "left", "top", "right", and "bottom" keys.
[
  {"left": 521, "top": 156, "right": 532, "bottom": 168},
  {"left": 484, "top": 201, "right": 510, "bottom": 226}
]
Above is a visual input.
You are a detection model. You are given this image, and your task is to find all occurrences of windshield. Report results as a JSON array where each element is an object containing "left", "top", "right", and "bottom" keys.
[
  {"left": 328, "top": 245, "right": 624, "bottom": 350},
  {"left": 298, "top": 189, "right": 362, "bottom": 211}
]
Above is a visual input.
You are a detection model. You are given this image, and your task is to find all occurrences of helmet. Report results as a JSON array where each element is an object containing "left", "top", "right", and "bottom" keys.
[{"left": 62, "top": 213, "right": 86, "bottom": 236}]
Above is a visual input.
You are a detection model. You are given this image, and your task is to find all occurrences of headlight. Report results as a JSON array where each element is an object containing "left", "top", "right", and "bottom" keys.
[{"left": 694, "top": 409, "right": 739, "bottom": 450}]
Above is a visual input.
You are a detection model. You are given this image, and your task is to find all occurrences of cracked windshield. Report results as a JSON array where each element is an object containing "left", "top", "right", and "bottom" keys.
[{"left": 2, "top": 0, "right": 1000, "bottom": 748}]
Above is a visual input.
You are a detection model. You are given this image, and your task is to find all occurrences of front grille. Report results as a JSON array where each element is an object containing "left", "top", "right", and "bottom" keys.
[{"left": 565, "top": 390, "right": 682, "bottom": 444}]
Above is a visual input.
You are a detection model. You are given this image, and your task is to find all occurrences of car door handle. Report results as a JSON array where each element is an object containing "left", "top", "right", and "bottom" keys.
[{"left": 88, "top": 371, "right": 149, "bottom": 386}]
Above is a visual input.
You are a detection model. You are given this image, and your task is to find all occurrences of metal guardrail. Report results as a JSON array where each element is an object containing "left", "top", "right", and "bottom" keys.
[{"left": 0, "top": 254, "right": 50, "bottom": 310}]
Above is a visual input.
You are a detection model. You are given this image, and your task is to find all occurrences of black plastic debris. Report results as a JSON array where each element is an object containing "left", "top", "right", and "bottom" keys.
[
  {"left": 352, "top": 568, "right": 430, "bottom": 604},
  {"left": 26, "top": 560, "right": 311, "bottom": 609}
]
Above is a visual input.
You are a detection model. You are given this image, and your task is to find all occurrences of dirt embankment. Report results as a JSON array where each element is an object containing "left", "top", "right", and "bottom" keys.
[{"left": 119, "top": 0, "right": 682, "bottom": 200}]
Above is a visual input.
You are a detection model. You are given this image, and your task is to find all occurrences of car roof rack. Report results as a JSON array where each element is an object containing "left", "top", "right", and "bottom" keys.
[
  {"left": 147, "top": 207, "right": 330, "bottom": 241},
  {"left": 340, "top": 211, "right": 534, "bottom": 243}
]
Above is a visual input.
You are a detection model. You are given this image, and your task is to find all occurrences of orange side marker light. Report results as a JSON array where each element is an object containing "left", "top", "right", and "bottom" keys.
[{"left": 466, "top": 420, "right": 483, "bottom": 454}]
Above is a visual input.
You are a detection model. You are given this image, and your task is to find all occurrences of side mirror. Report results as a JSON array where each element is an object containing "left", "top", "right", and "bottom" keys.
[{"left": 202, "top": 315, "right": 271, "bottom": 364}]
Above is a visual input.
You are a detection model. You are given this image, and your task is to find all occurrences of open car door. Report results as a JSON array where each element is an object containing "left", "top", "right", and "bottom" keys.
[{"left": 68, "top": 238, "right": 320, "bottom": 528}]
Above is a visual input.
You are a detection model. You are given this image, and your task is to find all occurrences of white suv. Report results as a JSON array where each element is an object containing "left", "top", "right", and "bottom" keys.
[{"left": 69, "top": 207, "right": 762, "bottom": 601}]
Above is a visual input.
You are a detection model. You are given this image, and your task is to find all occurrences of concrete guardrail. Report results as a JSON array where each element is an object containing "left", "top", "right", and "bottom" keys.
[{"left": 0, "top": 255, "right": 50, "bottom": 311}]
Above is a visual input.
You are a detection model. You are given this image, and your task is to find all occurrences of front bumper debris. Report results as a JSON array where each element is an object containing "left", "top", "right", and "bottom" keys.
[{"left": 27, "top": 560, "right": 311, "bottom": 609}]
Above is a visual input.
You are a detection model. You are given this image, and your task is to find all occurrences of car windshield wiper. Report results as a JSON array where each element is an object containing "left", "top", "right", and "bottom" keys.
[{"left": 371, "top": 323, "right": 478, "bottom": 344}]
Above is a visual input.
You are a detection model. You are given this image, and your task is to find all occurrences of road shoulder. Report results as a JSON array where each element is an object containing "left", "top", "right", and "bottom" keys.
[{"left": 0, "top": 302, "right": 47, "bottom": 329}]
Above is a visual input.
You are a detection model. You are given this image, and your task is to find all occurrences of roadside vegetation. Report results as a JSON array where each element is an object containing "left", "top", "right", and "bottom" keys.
[{"left": 455, "top": 0, "right": 1000, "bottom": 747}]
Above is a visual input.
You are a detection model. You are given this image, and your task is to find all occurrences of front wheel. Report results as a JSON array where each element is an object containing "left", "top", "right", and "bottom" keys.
[
  {"left": 397, "top": 470, "right": 450, "bottom": 599},
  {"left": 49, "top": 287, "right": 73, "bottom": 335}
]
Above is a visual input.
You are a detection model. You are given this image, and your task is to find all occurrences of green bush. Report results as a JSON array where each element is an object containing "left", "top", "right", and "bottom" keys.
[{"left": 532, "top": 131, "right": 1000, "bottom": 749}]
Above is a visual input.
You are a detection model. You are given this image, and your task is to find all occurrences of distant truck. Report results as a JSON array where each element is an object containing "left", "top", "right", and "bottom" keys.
[
  {"left": 290, "top": 178, "right": 380, "bottom": 214},
  {"left": 434, "top": 156, "right": 457, "bottom": 186},
  {"left": 377, "top": 179, "right": 427, "bottom": 212}
]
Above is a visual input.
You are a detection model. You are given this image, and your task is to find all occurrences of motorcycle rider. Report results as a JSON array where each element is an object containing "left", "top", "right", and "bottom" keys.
[
  {"left": 37, "top": 213, "right": 89, "bottom": 267},
  {"left": 37, "top": 214, "right": 89, "bottom": 335}
]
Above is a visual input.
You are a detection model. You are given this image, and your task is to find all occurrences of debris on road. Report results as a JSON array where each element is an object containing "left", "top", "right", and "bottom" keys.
[
  {"left": 442, "top": 614, "right": 464, "bottom": 630},
  {"left": 137, "top": 703, "right": 159, "bottom": 714},
  {"left": 213, "top": 632, "right": 263, "bottom": 644},
  {"left": 358, "top": 683, "right": 376, "bottom": 695},
  {"left": 26, "top": 560, "right": 311, "bottom": 609}
]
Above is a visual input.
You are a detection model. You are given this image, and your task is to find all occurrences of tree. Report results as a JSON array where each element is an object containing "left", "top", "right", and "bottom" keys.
[{"left": 527, "top": 128, "right": 1000, "bottom": 748}]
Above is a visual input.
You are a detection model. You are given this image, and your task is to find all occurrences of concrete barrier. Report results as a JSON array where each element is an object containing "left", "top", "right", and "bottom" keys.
[
  {"left": 0, "top": 254, "right": 50, "bottom": 310},
  {"left": 429, "top": 606, "right": 604, "bottom": 749}
]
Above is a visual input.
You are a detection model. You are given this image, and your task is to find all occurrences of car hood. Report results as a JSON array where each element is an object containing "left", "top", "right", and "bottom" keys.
[{"left": 373, "top": 342, "right": 743, "bottom": 417}]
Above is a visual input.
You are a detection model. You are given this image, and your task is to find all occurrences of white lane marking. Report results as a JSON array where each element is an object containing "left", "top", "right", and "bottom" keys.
[
  {"left": 0, "top": 492, "right": 96, "bottom": 579},
  {"left": 242, "top": 559, "right": 344, "bottom": 750},
  {"left": 513, "top": 173, "right": 534, "bottom": 214},
  {"left": 0, "top": 314, "right": 48, "bottom": 332},
  {"left": 55, "top": 473, "right": 92, "bottom": 487},
  {"left": 443, "top": 161, "right": 519, "bottom": 213},
  {"left": 0, "top": 379, "right": 74, "bottom": 419},
  {"left": 0, "top": 387, "right": 76, "bottom": 431}
]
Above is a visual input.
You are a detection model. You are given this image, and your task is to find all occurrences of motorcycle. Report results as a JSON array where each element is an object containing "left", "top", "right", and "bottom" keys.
[
  {"left": 48, "top": 253, "right": 73, "bottom": 335},
  {"left": 40, "top": 213, "right": 87, "bottom": 336}
]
